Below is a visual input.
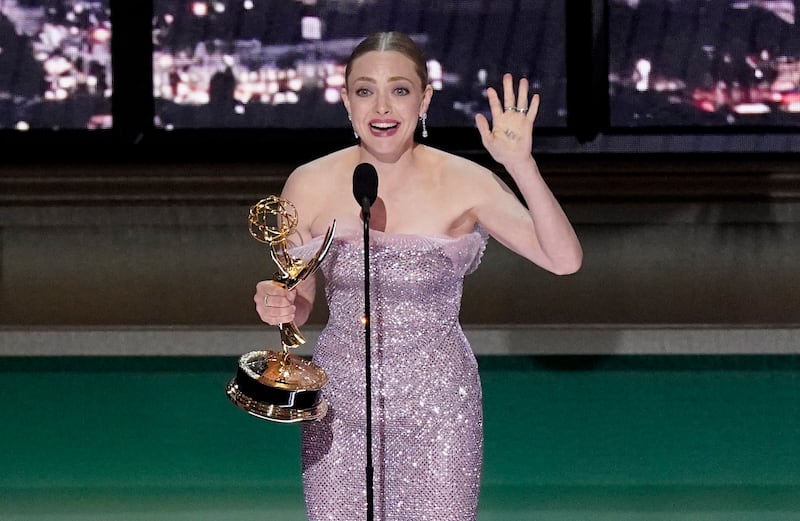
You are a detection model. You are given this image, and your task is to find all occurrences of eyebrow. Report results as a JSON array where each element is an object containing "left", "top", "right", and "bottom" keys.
[{"left": 351, "top": 75, "right": 413, "bottom": 84}]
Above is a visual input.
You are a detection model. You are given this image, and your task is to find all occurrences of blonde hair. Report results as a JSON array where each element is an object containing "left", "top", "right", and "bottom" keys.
[{"left": 345, "top": 31, "right": 429, "bottom": 88}]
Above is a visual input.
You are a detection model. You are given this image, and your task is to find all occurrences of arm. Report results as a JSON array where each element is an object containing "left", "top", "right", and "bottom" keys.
[
  {"left": 253, "top": 165, "right": 321, "bottom": 326},
  {"left": 473, "top": 74, "right": 582, "bottom": 275}
]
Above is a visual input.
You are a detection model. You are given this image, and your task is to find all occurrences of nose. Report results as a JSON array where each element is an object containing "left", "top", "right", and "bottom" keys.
[{"left": 374, "top": 91, "right": 391, "bottom": 115}]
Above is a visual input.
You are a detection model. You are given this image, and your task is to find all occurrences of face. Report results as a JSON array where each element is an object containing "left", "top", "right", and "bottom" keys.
[{"left": 342, "top": 50, "right": 433, "bottom": 156}]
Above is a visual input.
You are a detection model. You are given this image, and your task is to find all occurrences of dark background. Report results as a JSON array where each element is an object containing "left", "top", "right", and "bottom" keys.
[
  {"left": 2, "top": 0, "right": 800, "bottom": 332},
  {"left": 2, "top": 0, "right": 800, "bottom": 161}
]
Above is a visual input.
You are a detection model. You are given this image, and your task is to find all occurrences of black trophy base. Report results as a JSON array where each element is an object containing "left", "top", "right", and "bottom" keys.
[{"left": 225, "top": 350, "right": 328, "bottom": 423}]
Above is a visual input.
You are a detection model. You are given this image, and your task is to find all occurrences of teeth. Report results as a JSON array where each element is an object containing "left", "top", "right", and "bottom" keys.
[{"left": 371, "top": 122, "right": 397, "bottom": 129}]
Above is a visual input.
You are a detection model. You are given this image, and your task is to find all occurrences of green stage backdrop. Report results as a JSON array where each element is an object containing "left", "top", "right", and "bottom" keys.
[{"left": 1, "top": 355, "right": 799, "bottom": 520}]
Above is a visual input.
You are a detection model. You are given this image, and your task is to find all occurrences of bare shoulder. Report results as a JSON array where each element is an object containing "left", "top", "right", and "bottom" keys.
[
  {"left": 282, "top": 147, "right": 354, "bottom": 200},
  {"left": 285, "top": 148, "right": 351, "bottom": 186},
  {"left": 425, "top": 146, "right": 502, "bottom": 194}
]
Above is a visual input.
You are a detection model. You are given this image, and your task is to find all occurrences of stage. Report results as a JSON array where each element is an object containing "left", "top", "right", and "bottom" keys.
[{"left": 2, "top": 354, "right": 799, "bottom": 520}]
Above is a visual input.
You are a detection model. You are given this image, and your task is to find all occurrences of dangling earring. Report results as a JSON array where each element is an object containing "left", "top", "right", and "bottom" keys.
[
  {"left": 420, "top": 113, "right": 428, "bottom": 138},
  {"left": 348, "top": 113, "right": 359, "bottom": 139}
]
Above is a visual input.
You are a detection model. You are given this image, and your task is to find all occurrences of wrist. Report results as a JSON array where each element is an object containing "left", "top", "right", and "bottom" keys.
[{"left": 504, "top": 155, "right": 539, "bottom": 178}]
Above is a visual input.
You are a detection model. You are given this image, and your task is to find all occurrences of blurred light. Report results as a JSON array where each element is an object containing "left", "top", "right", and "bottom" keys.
[
  {"left": 785, "top": 101, "right": 800, "bottom": 112},
  {"left": 324, "top": 87, "right": 341, "bottom": 103},
  {"left": 288, "top": 77, "right": 303, "bottom": 91},
  {"left": 192, "top": 2, "right": 209, "bottom": 16},
  {"left": 192, "top": 90, "right": 210, "bottom": 104},
  {"left": 243, "top": 0, "right": 255, "bottom": 10},
  {"left": 427, "top": 59, "right": 442, "bottom": 81},
  {"left": 44, "top": 56, "right": 72, "bottom": 75},
  {"left": 91, "top": 27, "right": 111, "bottom": 43},
  {"left": 635, "top": 58, "right": 651, "bottom": 92},
  {"left": 88, "top": 114, "right": 113, "bottom": 129},
  {"left": 327, "top": 72, "right": 345, "bottom": 87},
  {"left": 301, "top": 16, "right": 322, "bottom": 40},
  {"left": 15, "top": 121, "right": 30, "bottom": 131},
  {"left": 698, "top": 100, "right": 716, "bottom": 112},
  {"left": 58, "top": 76, "right": 77, "bottom": 89},
  {"left": 156, "top": 53, "right": 174, "bottom": 68},
  {"left": 733, "top": 102, "right": 770, "bottom": 114}
]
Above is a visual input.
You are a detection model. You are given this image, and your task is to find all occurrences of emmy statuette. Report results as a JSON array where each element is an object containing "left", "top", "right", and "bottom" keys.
[{"left": 226, "top": 196, "right": 336, "bottom": 423}]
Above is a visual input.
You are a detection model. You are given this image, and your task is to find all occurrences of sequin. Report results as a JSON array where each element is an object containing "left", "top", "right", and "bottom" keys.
[{"left": 296, "top": 226, "right": 488, "bottom": 521}]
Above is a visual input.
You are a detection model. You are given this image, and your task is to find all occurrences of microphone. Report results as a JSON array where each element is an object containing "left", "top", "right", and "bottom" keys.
[
  {"left": 352, "top": 161, "right": 378, "bottom": 521},
  {"left": 353, "top": 162, "right": 378, "bottom": 215}
]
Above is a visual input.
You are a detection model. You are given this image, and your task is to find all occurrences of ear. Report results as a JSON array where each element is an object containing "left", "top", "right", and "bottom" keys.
[
  {"left": 341, "top": 86, "right": 351, "bottom": 114},
  {"left": 419, "top": 84, "right": 434, "bottom": 116}
]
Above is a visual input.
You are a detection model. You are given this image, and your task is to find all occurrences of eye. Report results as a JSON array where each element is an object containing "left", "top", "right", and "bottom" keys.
[
  {"left": 393, "top": 87, "right": 410, "bottom": 96},
  {"left": 355, "top": 87, "right": 372, "bottom": 97}
]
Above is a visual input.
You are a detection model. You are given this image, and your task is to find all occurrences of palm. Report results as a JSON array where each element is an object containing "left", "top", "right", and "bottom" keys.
[{"left": 475, "top": 74, "right": 539, "bottom": 167}]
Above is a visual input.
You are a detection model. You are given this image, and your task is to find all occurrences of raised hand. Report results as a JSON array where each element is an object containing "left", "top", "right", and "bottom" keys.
[{"left": 475, "top": 73, "right": 540, "bottom": 169}]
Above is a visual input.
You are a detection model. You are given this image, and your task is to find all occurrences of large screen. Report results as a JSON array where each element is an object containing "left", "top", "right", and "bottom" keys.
[
  {"left": 151, "top": 0, "right": 567, "bottom": 130},
  {"left": 0, "top": 0, "right": 112, "bottom": 130},
  {"left": 607, "top": 0, "right": 800, "bottom": 128}
]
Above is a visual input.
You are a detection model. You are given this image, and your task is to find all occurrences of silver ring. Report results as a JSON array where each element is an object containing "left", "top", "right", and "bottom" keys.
[
  {"left": 504, "top": 106, "right": 514, "bottom": 112},
  {"left": 514, "top": 107, "right": 528, "bottom": 113},
  {"left": 264, "top": 295, "right": 270, "bottom": 308}
]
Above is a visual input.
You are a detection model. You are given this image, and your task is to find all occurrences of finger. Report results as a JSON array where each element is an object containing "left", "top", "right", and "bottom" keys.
[
  {"left": 475, "top": 113, "right": 491, "bottom": 141},
  {"left": 502, "top": 73, "right": 515, "bottom": 111},
  {"left": 259, "top": 306, "right": 297, "bottom": 325},
  {"left": 484, "top": 86, "right": 504, "bottom": 117},
  {"left": 262, "top": 288, "right": 296, "bottom": 309},
  {"left": 256, "top": 294, "right": 296, "bottom": 322},
  {"left": 260, "top": 280, "right": 294, "bottom": 298},
  {"left": 254, "top": 281, "right": 295, "bottom": 314},
  {"left": 526, "top": 93, "right": 541, "bottom": 122},
  {"left": 516, "top": 77, "right": 530, "bottom": 111}
]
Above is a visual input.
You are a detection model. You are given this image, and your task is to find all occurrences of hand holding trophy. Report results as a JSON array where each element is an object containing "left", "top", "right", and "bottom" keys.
[{"left": 226, "top": 195, "right": 336, "bottom": 423}]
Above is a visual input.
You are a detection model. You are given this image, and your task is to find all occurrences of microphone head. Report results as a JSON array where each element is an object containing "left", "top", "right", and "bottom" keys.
[{"left": 353, "top": 162, "right": 378, "bottom": 209}]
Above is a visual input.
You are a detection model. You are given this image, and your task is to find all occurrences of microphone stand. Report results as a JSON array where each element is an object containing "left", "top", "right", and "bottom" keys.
[{"left": 360, "top": 202, "right": 375, "bottom": 521}]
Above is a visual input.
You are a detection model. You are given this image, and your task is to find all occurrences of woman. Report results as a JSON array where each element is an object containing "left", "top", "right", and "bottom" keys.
[{"left": 255, "top": 31, "right": 582, "bottom": 521}]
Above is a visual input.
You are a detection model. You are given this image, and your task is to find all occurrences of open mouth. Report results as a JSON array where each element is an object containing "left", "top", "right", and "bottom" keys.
[{"left": 370, "top": 122, "right": 399, "bottom": 132}]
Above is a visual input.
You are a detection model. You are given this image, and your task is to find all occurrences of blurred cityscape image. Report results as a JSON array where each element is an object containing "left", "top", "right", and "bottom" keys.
[
  {"left": 152, "top": 0, "right": 567, "bottom": 129},
  {"left": 0, "top": 0, "right": 111, "bottom": 130},
  {"left": 4, "top": 0, "right": 800, "bottom": 136},
  {"left": 609, "top": 0, "right": 800, "bottom": 127}
]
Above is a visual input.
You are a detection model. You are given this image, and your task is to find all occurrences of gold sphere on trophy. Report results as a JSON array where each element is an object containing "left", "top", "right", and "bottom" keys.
[{"left": 226, "top": 195, "right": 336, "bottom": 423}]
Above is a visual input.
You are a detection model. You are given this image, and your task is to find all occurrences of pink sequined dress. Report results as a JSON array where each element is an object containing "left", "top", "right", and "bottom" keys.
[{"left": 299, "top": 226, "right": 488, "bottom": 521}]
